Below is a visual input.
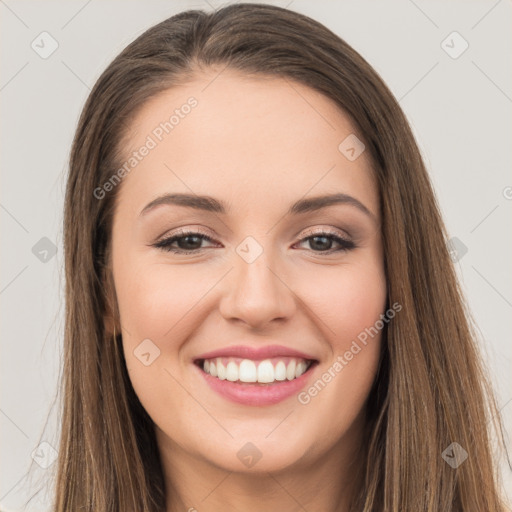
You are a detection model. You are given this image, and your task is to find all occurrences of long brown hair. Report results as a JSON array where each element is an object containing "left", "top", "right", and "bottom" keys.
[{"left": 55, "top": 3, "right": 508, "bottom": 510}]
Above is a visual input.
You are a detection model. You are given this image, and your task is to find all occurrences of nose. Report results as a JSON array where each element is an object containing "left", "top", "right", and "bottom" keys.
[{"left": 218, "top": 248, "right": 297, "bottom": 330}]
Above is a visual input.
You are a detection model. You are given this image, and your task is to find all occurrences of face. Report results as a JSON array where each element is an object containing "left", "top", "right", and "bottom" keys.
[{"left": 110, "top": 68, "right": 387, "bottom": 476}]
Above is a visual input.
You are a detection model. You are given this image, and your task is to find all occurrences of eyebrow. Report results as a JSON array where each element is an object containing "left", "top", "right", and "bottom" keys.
[{"left": 139, "top": 192, "right": 376, "bottom": 220}]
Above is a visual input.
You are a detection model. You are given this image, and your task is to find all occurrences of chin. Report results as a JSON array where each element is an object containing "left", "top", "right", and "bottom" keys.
[{"left": 203, "top": 440, "right": 311, "bottom": 474}]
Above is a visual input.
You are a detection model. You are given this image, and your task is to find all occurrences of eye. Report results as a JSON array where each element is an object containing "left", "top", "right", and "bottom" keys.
[
  {"left": 294, "top": 230, "right": 356, "bottom": 254},
  {"left": 152, "top": 229, "right": 218, "bottom": 255},
  {"left": 152, "top": 229, "right": 356, "bottom": 255}
]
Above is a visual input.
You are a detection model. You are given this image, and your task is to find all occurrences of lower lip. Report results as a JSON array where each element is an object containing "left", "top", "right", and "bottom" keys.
[{"left": 195, "top": 362, "right": 317, "bottom": 406}]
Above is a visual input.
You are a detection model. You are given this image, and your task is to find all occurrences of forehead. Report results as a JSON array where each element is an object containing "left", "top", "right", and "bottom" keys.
[{"left": 114, "top": 68, "right": 378, "bottom": 219}]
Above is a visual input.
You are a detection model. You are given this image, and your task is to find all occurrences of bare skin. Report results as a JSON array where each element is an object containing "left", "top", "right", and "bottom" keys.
[{"left": 110, "top": 68, "right": 387, "bottom": 512}]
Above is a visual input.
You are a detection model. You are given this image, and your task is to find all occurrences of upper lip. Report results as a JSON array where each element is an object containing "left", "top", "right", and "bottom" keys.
[{"left": 195, "top": 344, "right": 318, "bottom": 362}]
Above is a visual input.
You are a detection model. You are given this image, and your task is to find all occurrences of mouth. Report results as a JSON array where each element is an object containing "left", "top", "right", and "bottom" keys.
[
  {"left": 194, "top": 356, "right": 319, "bottom": 385},
  {"left": 192, "top": 345, "right": 320, "bottom": 405}
]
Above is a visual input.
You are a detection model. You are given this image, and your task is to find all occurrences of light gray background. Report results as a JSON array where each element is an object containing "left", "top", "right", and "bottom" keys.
[{"left": 1, "top": 1, "right": 511, "bottom": 510}]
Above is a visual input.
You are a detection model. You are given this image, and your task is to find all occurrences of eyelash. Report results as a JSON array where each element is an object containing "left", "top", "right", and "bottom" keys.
[{"left": 152, "top": 228, "right": 356, "bottom": 255}]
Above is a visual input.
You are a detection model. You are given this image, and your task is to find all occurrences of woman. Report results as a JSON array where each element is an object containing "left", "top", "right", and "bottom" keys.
[{"left": 55, "top": 3, "right": 508, "bottom": 511}]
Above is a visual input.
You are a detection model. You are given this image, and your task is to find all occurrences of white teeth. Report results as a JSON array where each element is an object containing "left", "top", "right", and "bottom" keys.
[
  {"left": 239, "top": 359, "right": 257, "bottom": 382},
  {"left": 286, "top": 359, "right": 296, "bottom": 381},
  {"left": 257, "top": 360, "right": 275, "bottom": 383},
  {"left": 208, "top": 359, "right": 217, "bottom": 377},
  {"left": 202, "top": 357, "right": 312, "bottom": 384},
  {"left": 216, "top": 358, "right": 226, "bottom": 380},
  {"left": 274, "top": 361, "right": 287, "bottom": 381},
  {"left": 295, "top": 361, "right": 306, "bottom": 378},
  {"left": 226, "top": 361, "right": 238, "bottom": 382}
]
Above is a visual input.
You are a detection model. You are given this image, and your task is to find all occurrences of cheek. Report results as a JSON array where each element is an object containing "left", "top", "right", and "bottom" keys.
[
  {"left": 114, "top": 257, "right": 213, "bottom": 339},
  {"left": 334, "top": 272, "right": 387, "bottom": 345},
  {"left": 295, "top": 265, "right": 386, "bottom": 440},
  {"left": 299, "top": 258, "right": 387, "bottom": 347},
  {"left": 115, "top": 259, "right": 200, "bottom": 419}
]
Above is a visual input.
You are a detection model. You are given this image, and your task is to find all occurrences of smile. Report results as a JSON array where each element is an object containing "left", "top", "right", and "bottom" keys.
[
  {"left": 198, "top": 356, "right": 313, "bottom": 384},
  {"left": 194, "top": 356, "right": 318, "bottom": 406}
]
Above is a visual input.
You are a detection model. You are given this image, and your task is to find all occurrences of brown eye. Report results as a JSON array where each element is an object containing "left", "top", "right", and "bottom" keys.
[
  {"left": 153, "top": 231, "right": 217, "bottom": 254},
  {"left": 296, "top": 232, "right": 356, "bottom": 254}
]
